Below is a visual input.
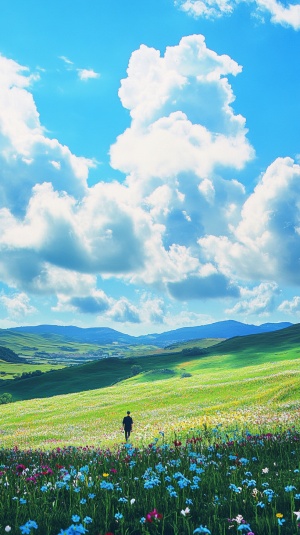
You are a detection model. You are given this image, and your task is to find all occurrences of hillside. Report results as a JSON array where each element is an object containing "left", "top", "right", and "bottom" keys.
[
  {"left": 0, "top": 346, "right": 26, "bottom": 363},
  {"left": 205, "top": 321, "right": 300, "bottom": 358},
  {"left": 1, "top": 322, "right": 300, "bottom": 402}
]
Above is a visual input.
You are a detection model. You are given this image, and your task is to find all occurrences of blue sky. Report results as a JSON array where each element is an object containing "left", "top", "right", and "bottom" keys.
[{"left": 0, "top": 0, "right": 299, "bottom": 335}]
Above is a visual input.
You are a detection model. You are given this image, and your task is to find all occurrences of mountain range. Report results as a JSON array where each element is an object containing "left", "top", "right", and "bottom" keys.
[{"left": 10, "top": 320, "right": 293, "bottom": 347}]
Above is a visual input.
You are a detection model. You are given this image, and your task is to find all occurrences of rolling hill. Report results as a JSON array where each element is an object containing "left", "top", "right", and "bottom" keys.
[{"left": 1, "top": 322, "right": 299, "bottom": 402}]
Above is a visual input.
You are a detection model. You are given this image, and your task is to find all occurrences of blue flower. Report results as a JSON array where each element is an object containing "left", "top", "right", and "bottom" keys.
[
  {"left": 278, "top": 518, "right": 285, "bottom": 526},
  {"left": 237, "top": 524, "right": 252, "bottom": 532},
  {"left": 80, "top": 498, "right": 87, "bottom": 504},
  {"left": 88, "top": 493, "right": 96, "bottom": 499},
  {"left": 115, "top": 512, "right": 123, "bottom": 520},
  {"left": 83, "top": 516, "right": 92, "bottom": 524},
  {"left": 71, "top": 515, "right": 80, "bottom": 523},
  {"left": 20, "top": 521, "right": 38, "bottom": 534},
  {"left": 193, "top": 526, "right": 211, "bottom": 534},
  {"left": 19, "top": 498, "right": 27, "bottom": 504},
  {"left": 285, "top": 485, "right": 296, "bottom": 492}
]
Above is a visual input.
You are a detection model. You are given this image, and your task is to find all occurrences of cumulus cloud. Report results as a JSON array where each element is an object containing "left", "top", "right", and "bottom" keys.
[
  {"left": 199, "top": 157, "right": 300, "bottom": 286},
  {"left": 77, "top": 68, "right": 100, "bottom": 81},
  {"left": 225, "top": 282, "right": 279, "bottom": 316},
  {"left": 0, "top": 291, "right": 36, "bottom": 318},
  {"left": 278, "top": 296, "right": 300, "bottom": 314},
  {"left": 107, "top": 298, "right": 141, "bottom": 323},
  {"left": 111, "top": 35, "right": 253, "bottom": 190},
  {"left": 2, "top": 36, "right": 287, "bottom": 325},
  {"left": 175, "top": 0, "right": 300, "bottom": 29},
  {"left": 0, "top": 55, "right": 94, "bottom": 216}
]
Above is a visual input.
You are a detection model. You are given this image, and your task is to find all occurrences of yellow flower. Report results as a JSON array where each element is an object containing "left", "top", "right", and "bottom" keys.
[
  {"left": 102, "top": 473, "right": 109, "bottom": 477},
  {"left": 276, "top": 513, "right": 283, "bottom": 518}
]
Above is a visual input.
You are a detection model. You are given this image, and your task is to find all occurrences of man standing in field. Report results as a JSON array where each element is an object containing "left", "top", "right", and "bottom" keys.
[{"left": 122, "top": 411, "right": 133, "bottom": 441}]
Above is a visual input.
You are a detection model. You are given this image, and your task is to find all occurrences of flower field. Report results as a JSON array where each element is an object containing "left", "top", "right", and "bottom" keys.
[
  {"left": 0, "top": 425, "right": 300, "bottom": 535},
  {"left": 0, "top": 338, "right": 299, "bottom": 534}
]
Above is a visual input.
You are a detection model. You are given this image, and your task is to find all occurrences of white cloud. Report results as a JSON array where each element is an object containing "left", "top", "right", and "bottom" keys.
[
  {"left": 199, "top": 157, "right": 300, "bottom": 285},
  {"left": 225, "top": 282, "right": 279, "bottom": 315},
  {"left": 0, "top": 55, "right": 94, "bottom": 216},
  {"left": 0, "top": 41, "right": 255, "bottom": 307},
  {"left": 0, "top": 291, "right": 36, "bottom": 318},
  {"left": 175, "top": 0, "right": 300, "bottom": 29},
  {"left": 59, "top": 55, "right": 74, "bottom": 66},
  {"left": 176, "top": 0, "right": 234, "bottom": 19},
  {"left": 256, "top": 0, "right": 300, "bottom": 29},
  {"left": 77, "top": 68, "right": 100, "bottom": 81},
  {"left": 278, "top": 296, "right": 300, "bottom": 314},
  {"left": 108, "top": 298, "right": 141, "bottom": 323},
  {"left": 111, "top": 35, "right": 253, "bottom": 190}
]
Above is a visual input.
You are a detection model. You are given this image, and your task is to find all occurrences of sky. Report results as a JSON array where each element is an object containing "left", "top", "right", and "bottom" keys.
[{"left": 0, "top": 0, "right": 299, "bottom": 335}]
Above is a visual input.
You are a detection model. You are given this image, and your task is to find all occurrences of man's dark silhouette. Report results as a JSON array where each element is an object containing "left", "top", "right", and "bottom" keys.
[{"left": 122, "top": 411, "right": 133, "bottom": 441}]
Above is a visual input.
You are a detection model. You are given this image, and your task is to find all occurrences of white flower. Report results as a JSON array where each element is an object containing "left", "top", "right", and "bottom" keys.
[
  {"left": 5, "top": 527, "right": 11, "bottom": 533},
  {"left": 130, "top": 498, "right": 136, "bottom": 505},
  {"left": 262, "top": 467, "right": 269, "bottom": 473},
  {"left": 180, "top": 507, "right": 190, "bottom": 516}
]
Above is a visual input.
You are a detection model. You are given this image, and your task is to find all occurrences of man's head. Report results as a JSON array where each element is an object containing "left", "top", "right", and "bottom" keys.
[{"left": 127, "top": 411, "right": 130, "bottom": 415}]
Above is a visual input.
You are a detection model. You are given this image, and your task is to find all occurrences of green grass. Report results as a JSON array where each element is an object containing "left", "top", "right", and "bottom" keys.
[
  {"left": 0, "top": 323, "right": 299, "bottom": 450},
  {"left": 0, "top": 360, "right": 64, "bottom": 380}
]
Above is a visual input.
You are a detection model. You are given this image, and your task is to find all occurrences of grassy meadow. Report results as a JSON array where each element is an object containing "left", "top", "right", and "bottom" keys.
[
  {"left": 0, "top": 325, "right": 299, "bottom": 534},
  {"left": 0, "top": 325, "right": 299, "bottom": 449}
]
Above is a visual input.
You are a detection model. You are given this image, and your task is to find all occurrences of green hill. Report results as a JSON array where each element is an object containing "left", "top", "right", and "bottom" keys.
[
  {"left": 0, "top": 345, "right": 26, "bottom": 363},
  {"left": 1, "top": 323, "right": 300, "bottom": 402}
]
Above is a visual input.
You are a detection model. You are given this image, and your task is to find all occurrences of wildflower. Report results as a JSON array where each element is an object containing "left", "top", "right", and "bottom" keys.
[
  {"left": 193, "top": 526, "right": 211, "bottom": 534},
  {"left": 114, "top": 513, "right": 123, "bottom": 520},
  {"left": 80, "top": 498, "right": 87, "bottom": 504},
  {"left": 145, "top": 509, "right": 163, "bottom": 522},
  {"left": 294, "top": 511, "right": 300, "bottom": 520},
  {"left": 130, "top": 498, "right": 136, "bottom": 504},
  {"left": 237, "top": 525, "right": 252, "bottom": 532},
  {"left": 276, "top": 513, "right": 284, "bottom": 518},
  {"left": 71, "top": 515, "right": 81, "bottom": 523},
  {"left": 285, "top": 485, "right": 296, "bottom": 492},
  {"left": 19, "top": 521, "right": 38, "bottom": 534},
  {"left": 5, "top": 528, "right": 11, "bottom": 533},
  {"left": 103, "top": 473, "right": 109, "bottom": 477},
  {"left": 262, "top": 467, "right": 269, "bottom": 473},
  {"left": 83, "top": 517, "right": 92, "bottom": 524},
  {"left": 181, "top": 507, "right": 190, "bottom": 516}
]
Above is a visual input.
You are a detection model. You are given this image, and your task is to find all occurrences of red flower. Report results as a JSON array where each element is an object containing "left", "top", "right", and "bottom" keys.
[
  {"left": 146, "top": 508, "right": 163, "bottom": 522},
  {"left": 173, "top": 440, "right": 182, "bottom": 447}
]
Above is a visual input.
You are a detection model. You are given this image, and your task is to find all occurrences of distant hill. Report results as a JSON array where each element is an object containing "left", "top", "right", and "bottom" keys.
[
  {"left": 1, "top": 321, "right": 299, "bottom": 402},
  {"left": 11, "top": 325, "right": 137, "bottom": 344},
  {"left": 10, "top": 320, "right": 292, "bottom": 347}
]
